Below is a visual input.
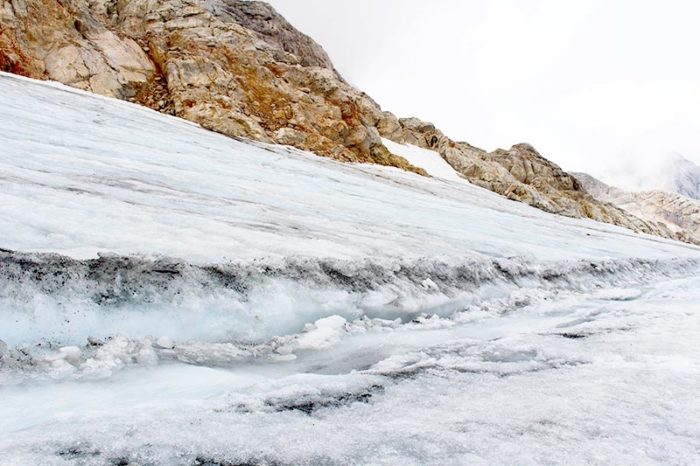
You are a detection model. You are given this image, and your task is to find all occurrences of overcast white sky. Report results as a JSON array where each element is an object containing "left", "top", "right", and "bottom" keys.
[{"left": 267, "top": 0, "right": 700, "bottom": 188}]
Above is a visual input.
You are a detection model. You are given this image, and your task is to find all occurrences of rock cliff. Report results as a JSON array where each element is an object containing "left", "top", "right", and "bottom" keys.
[{"left": 0, "top": 0, "right": 687, "bottom": 243}]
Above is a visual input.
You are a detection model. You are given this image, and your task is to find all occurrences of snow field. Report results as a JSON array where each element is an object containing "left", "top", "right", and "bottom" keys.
[{"left": 1, "top": 72, "right": 700, "bottom": 465}]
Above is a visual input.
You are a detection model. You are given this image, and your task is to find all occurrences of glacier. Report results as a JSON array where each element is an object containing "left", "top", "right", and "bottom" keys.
[{"left": 1, "top": 71, "right": 700, "bottom": 465}]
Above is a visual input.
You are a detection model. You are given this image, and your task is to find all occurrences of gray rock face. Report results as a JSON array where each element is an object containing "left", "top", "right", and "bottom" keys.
[
  {"left": 205, "top": 0, "right": 338, "bottom": 72},
  {"left": 667, "top": 155, "right": 700, "bottom": 200}
]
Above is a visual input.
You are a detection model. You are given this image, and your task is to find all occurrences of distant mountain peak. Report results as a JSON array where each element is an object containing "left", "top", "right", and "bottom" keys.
[{"left": 665, "top": 153, "right": 700, "bottom": 200}]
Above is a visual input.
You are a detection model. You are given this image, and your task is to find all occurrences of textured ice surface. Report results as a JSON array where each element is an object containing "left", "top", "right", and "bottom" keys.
[
  {"left": 1, "top": 73, "right": 700, "bottom": 465},
  {"left": 1, "top": 72, "right": 697, "bottom": 263},
  {"left": 3, "top": 275, "right": 700, "bottom": 465}
]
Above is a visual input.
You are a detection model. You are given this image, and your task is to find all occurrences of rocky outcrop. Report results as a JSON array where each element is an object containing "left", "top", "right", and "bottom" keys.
[
  {"left": 378, "top": 117, "right": 680, "bottom": 241},
  {"left": 0, "top": 0, "right": 421, "bottom": 172},
  {"left": 0, "top": 0, "right": 153, "bottom": 98},
  {"left": 0, "top": 0, "right": 690, "bottom": 243},
  {"left": 575, "top": 173, "right": 700, "bottom": 245}
]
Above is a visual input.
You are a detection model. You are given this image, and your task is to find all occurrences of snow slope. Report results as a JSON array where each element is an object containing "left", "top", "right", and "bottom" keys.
[
  {"left": 1, "top": 72, "right": 700, "bottom": 465},
  {"left": 382, "top": 137, "right": 464, "bottom": 182},
  {"left": 0, "top": 73, "right": 695, "bottom": 263}
]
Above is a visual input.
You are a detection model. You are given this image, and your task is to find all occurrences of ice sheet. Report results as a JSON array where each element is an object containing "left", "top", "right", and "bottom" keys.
[
  {"left": 1, "top": 72, "right": 698, "bottom": 264},
  {"left": 2, "top": 73, "right": 700, "bottom": 465}
]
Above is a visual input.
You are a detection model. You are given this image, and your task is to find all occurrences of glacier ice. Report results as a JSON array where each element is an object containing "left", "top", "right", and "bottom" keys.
[{"left": 1, "top": 72, "right": 700, "bottom": 465}]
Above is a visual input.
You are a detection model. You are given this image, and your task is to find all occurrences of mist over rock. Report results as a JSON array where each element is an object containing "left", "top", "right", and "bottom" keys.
[
  {"left": 575, "top": 172, "right": 700, "bottom": 245},
  {"left": 597, "top": 153, "right": 700, "bottom": 201},
  {"left": 383, "top": 117, "right": 679, "bottom": 241},
  {"left": 666, "top": 154, "right": 700, "bottom": 200}
]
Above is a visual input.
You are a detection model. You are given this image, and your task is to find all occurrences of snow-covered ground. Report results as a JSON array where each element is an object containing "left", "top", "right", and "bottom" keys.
[
  {"left": 0, "top": 73, "right": 694, "bottom": 263},
  {"left": 1, "top": 72, "right": 700, "bottom": 465},
  {"left": 381, "top": 137, "right": 464, "bottom": 182}
]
